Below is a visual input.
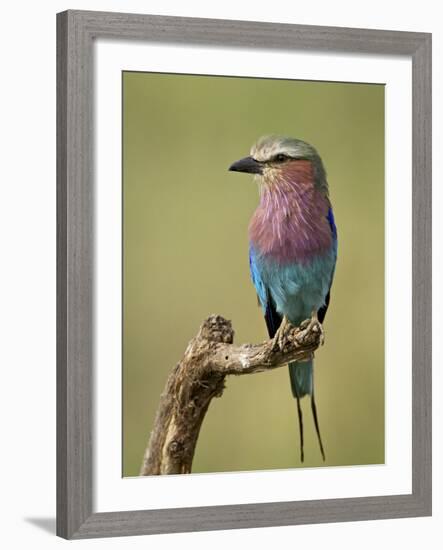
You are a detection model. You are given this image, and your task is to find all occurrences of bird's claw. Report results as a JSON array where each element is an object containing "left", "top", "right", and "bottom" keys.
[
  {"left": 277, "top": 330, "right": 286, "bottom": 350},
  {"left": 274, "top": 315, "right": 324, "bottom": 349},
  {"left": 306, "top": 314, "right": 325, "bottom": 346},
  {"left": 273, "top": 316, "right": 290, "bottom": 350}
]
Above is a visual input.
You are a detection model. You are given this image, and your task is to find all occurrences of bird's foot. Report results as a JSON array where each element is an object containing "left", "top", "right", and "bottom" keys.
[
  {"left": 305, "top": 312, "right": 325, "bottom": 346},
  {"left": 274, "top": 316, "right": 291, "bottom": 350}
]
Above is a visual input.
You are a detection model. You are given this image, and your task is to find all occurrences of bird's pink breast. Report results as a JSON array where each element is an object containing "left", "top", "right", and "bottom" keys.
[{"left": 249, "top": 161, "right": 332, "bottom": 264}]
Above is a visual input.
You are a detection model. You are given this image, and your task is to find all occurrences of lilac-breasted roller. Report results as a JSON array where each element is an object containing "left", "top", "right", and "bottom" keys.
[{"left": 229, "top": 136, "right": 337, "bottom": 462}]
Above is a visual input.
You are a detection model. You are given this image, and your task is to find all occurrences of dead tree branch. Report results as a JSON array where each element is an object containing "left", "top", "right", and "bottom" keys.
[{"left": 140, "top": 314, "right": 322, "bottom": 475}]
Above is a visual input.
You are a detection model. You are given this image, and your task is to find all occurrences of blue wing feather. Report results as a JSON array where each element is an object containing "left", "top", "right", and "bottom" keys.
[
  {"left": 318, "top": 207, "right": 338, "bottom": 323},
  {"left": 327, "top": 206, "right": 337, "bottom": 239},
  {"left": 249, "top": 246, "right": 282, "bottom": 338},
  {"left": 249, "top": 246, "right": 266, "bottom": 311}
]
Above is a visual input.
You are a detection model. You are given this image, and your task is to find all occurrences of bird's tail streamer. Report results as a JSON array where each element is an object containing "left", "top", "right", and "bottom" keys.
[{"left": 288, "top": 360, "right": 325, "bottom": 462}]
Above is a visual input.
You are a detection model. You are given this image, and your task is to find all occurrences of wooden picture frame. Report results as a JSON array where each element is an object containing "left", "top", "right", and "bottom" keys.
[{"left": 57, "top": 9, "right": 432, "bottom": 539}]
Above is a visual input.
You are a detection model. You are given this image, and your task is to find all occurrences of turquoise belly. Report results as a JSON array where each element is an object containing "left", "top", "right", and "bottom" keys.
[{"left": 252, "top": 246, "right": 336, "bottom": 325}]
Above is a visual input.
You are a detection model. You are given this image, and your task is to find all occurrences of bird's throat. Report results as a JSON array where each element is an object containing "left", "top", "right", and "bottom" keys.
[{"left": 249, "top": 164, "right": 332, "bottom": 264}]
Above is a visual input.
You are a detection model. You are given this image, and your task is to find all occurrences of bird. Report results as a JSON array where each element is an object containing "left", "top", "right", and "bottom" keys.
[{"left": 229, "top": 135, "right": 337, "bottom": 463}]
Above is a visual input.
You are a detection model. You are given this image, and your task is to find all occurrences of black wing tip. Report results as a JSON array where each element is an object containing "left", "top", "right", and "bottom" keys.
[{"left": 264, "top": 289, "right": 282, "bottom": 338}]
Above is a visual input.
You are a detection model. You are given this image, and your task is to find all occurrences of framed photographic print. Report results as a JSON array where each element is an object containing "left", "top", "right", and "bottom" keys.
[{"left": 57, "top": 9, "right": 432, "bottom": 539}]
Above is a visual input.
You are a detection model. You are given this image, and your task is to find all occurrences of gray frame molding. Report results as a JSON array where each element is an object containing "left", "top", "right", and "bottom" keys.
[{"left": 56, "top": 9, "right": 432, "bottom": 539}]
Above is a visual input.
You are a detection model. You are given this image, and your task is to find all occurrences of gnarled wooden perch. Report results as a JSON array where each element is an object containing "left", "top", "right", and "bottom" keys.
[{"left": 140, "top": 314, "right": 322, "bottom": 475}]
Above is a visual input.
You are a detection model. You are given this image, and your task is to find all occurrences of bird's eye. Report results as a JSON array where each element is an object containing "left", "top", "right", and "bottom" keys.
[{"left": 274, "top": 154, "right": 288, "bottom": 162}]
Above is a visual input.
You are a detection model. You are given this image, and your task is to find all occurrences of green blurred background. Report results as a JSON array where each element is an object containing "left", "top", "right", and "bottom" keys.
[{"left": 123, "top": 72, "right": 385, "bottom": 476}]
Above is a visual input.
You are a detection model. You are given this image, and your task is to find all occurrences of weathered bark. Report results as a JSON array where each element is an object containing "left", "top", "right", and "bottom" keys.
[{"left": 140, "top": 314, "right": 322, "bottom": 476}]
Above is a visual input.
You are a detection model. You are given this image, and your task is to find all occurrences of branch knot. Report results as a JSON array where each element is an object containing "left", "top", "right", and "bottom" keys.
[{"left": 198, "top": 314, "right": 234, "bottom": 344}]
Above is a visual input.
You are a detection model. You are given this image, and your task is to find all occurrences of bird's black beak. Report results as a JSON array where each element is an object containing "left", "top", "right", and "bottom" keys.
[{"left": 228, "top": 156, "right": 263, "bottom": 175}]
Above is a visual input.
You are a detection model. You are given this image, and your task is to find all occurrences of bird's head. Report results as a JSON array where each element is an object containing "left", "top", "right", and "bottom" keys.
[{"left": 229, "top": 135, "right": 327, "bottom": 194}]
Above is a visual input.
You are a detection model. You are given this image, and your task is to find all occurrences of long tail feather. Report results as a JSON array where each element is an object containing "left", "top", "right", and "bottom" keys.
[
  {"left": 294, "top": 391, "right": 304, "bottom": 463},
  {"left": 288, "top": 360, "right": 325, "bottom": 461},
  {"left": 311, "top": 391, "right": 326, "bottom": 461}
]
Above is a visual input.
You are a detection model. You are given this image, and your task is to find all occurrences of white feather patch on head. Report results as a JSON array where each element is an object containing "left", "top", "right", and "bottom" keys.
[{"left": 250, "top": 135, "right": 319, "bottom": 163}]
